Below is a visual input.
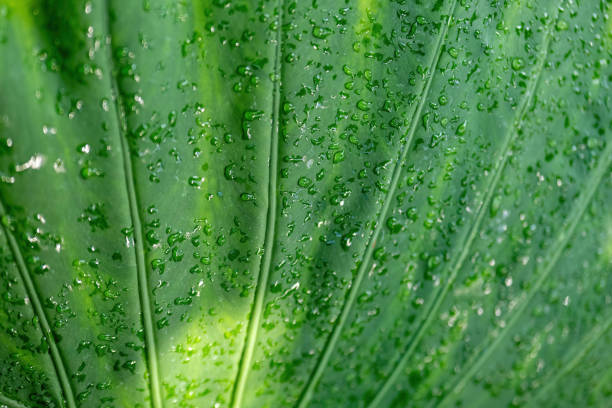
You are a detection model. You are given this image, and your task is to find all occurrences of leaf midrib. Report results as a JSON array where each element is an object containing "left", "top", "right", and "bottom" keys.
[
  {"left": 103, "top": 2, "right": 162, "bottom": 407},
  {"left": 229, "top": 1, "right": 284, "bottom": 406},
  {"left": 295, "top": 1, "right": 459, "bottom": 407}
]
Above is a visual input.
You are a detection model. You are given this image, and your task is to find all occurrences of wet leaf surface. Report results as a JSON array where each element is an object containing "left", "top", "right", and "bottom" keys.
[{"left": 0, "top": 0, "right": 611, "bottom": 407}]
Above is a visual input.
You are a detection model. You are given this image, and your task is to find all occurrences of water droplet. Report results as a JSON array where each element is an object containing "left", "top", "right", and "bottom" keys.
[{"left": 511, "top": 57, "right": 525, "bottom": 71}]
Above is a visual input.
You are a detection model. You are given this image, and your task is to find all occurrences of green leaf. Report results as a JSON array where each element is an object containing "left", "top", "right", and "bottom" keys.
[{"left": 0, "top": 0, "right": 611, "bottom": 407}]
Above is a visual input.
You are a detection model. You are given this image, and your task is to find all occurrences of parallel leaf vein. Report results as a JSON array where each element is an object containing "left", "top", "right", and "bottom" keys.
[
  {"left": 296, "top": 1, "right": 459, "bottom": 407},
  {"left": 437, "top": 135, "right": 612, "bottom": 407},
  {"left": 368, "top": 4, "right": 560, "bottom": 406},
  {"left": 0, "top": 198, "right": 76, "bottom": 408},
  {"left": 531, "top": 313, "right": 612, "bottom": 404}
]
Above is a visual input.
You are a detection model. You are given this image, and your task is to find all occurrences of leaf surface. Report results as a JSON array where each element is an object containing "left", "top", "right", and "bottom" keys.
[{"left": 0, "top": 0, "right": 611, "bottom": 407}]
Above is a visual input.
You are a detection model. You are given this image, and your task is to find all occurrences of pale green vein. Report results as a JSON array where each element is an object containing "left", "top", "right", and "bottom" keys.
[
  {"left": 0, "top": 199, "right": 76, "bottom": 408},
  {"left": 592, "top": 364, "right": 612, "bottom": 393},
  {"left": 0, "top": 393, "right": 30, "bottom": 408},
  {"left": 295, "top": 2, "right": 459, "bottom": 407},
  {"left": 437, "top": 137, "right": 612, "bottom": 407},
  {"left": 530, "top": 313, "right": 612, "bottom": 405},
  {"left": 229, "top": 1, "right": 284, "bottom": 406},
  {"left": 103, "top": 2, "right": 162, "bottom": 407},
  {"left": 368, "top": 4, "right": 560, "bottom": 406}
]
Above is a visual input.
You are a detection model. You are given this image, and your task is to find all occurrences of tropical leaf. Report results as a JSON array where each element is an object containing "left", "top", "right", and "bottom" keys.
[{"left": 0, "top": 0, "right": 611, "bottom": 407}]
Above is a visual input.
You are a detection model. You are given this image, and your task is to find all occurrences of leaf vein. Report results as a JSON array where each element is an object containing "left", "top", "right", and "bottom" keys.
[
  {"left": 0, "top": 392, "right": 31, "bottom": 408},
  {"left": 0, "top": 199, "right": 76, "bottom": 408},
  {"left": 103, "top": 2, "right": 162, "bottom": 407},
  {"left": 229, "top": 1, "right": 284, "bottom": 406},
  {"left": 531, "top": 313, "right": 612, "bottom": 404},
  {"left": 436, "top": 136, "right": 612, "bottom": 407},
  {"left": 295, "top": 1, "right": 460, "bottom": 407},
  {"left": 368, "top": 4, "right": 561, "bottom": 406}
]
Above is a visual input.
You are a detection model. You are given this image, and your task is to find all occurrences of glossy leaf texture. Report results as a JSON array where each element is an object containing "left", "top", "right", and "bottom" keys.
[{"left": 0, "top": 0, "right": 611, "bottom": 407}]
